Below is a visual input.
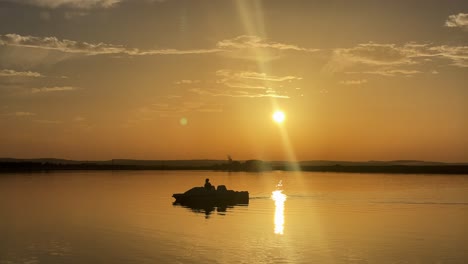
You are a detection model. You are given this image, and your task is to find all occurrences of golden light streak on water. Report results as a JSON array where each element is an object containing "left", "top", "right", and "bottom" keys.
[{"left": 271, "top": 188, "right": 287, "bottom": 235}]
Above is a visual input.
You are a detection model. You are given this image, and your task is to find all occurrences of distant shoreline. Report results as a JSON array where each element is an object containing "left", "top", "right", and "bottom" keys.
[{"left": 1, "top": 162, "right": 467, "bottom": 175}]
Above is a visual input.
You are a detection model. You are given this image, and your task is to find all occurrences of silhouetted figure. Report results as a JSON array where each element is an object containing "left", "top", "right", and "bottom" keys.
[{"left": 204, "top": 178, "right": 213, "bottom": 190}]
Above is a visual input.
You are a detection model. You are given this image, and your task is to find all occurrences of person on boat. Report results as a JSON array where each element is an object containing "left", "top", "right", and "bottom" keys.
[{"left": 204, "top": 178, "right": 214, "bottom": 190}]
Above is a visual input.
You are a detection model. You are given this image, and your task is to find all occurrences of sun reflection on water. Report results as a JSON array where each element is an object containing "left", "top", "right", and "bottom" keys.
[{"left": 271, "top": 181, "right": 287, "bottom": 235}]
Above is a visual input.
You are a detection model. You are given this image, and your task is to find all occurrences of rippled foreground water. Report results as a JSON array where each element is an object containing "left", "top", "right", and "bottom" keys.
[{"left": 1, "top": 171, "right": 467, "bottom": 264}]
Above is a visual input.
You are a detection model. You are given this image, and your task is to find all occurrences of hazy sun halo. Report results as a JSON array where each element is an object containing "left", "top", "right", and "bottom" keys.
[{"left": 273, "top": 111, "right": 285, "bottom": 123}]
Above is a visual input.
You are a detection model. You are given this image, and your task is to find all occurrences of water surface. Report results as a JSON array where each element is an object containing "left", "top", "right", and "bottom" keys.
[{"left": 1, "top": 171, "right": 467, "bottom": 263}]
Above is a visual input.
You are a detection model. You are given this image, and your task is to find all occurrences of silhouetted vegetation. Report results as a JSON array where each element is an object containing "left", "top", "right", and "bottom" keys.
[
  {"left": 299, "top": 165, "right": 468, "bottom": 174},
  {"left": 1, "top": 159, "right": 467, "bottom": 174},
  {"left": 0, "top": 161, "right": 212, "bottom": 172},
  {"left": 212, "top": 159, "right": 272, "bottom": 172}
]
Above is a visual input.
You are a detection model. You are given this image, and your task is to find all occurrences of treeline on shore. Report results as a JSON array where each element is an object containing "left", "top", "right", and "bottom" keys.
[{"left": 1, "top": 160, "right": 468, "bottom": 174}]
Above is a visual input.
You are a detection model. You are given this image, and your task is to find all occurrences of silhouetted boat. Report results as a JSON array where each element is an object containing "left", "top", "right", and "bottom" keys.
[{"left": 172, "top": 185, "right": 249, "bottom": 206}]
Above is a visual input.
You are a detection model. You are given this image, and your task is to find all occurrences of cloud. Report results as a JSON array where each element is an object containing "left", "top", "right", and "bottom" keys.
[
  {"left": 0, "top": 34, "right": 317, "bottom": 66},
  {"left": 0, "top": 69, "right": 43, "bottom": 77},
  {"left": 346, "top": 69, "right": 422, "bottom": 77},
  {"left": 213, "top": 69, "right": 300, "bottom": 97},
  {"left": 339, "top": 79, "right": 368, "bottom": 85},
  {"left": 216, "top": 35, "right": 318, "bottom": 61},
  {"left": 216, "top": 69, "right": 302, "bottom": 82},
  {"left": 11, "top": 0, "right": 167, "bottom": 9},
  {"left": 0, "top": 34, "right": 220, "bottom": 56},
  {"left": 326, "top": 42, "right": 468, "bottom": 72},
  {"left": 189, "top": 87, "right": 289, "bottom": 99},
  {"left": 174, "top": 80, "right": 201, "bottom": 85},
  {"left": 5, "top": 111, "right": 37, "bottom": 117},
  {"left": 74, "top": 116, "right": 86, "bottom": 121},
  {"left": 217, "top": 35, "right": 318, "bottom": 52},
  {"left": 332, "top": 43, "right": 413, "bottom": 66},
  {"left": 425, "top": 45, "right": 468, "bottom": 67},
  {"left": 0, "top": 34, "right": 126, "bottom": 55},
  {"left": 445, "top": 13, "right": 468, "bottom": 30},
  {"left": 31, "top": 86, "right": 76, "bottom": 93},
  {"left": 223, "top": 82, "right": 268, "bottom": 90},
  {"left": 10, "top": 0, "right": 122, "bottom": 9},
  {"left": 177, "top": 70, "right": 300, "bottom": 99}
]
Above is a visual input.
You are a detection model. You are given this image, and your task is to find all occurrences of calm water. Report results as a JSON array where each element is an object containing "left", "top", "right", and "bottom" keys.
[{"left": 1, "top": 171, "right": 467, "bottom": 264}]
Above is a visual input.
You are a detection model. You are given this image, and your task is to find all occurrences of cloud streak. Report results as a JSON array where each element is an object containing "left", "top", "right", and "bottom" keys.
[
  {"left": 0, "top": 34, "right": 220, "bottom": 56},
  {"left": 0, "top": 69, "right": 43, "bottom": 77},
  {"left": 164, "top": 71, "right": 298, "bottom": 100},
  {"left": 5, "top": 111, "right": 37, "bottom": 117},
  {"left": 216, "top": 35, "right": 319, "bottom": 61},
  {"left": 346, "top": 69, "right": 422, "bottom": 77},
  {"left": 189, "top": 87, "right": 289, "bottom": 99},
  {"left": 7, "top": 0, "right": 165, "bottom": 9},
  {"left": 339, "top": 79, "right": 368, "bottom": 85},
  {"left": 0, "top": 34, "right": 319, "bottom": 65},
  {"left": 31, "top": 86, "right": 77, "bottom": 93},
  {"left": 327, "top": 42, "right": 468, "bottom": 72},
  {"left": 217, "top": 35, "right": 318, "bottom": 52},
  {"left": 174, "top": 80, "right": 201, "bottom": 85},
  {"left": 216, "top": 69, "right": 302, "bottom": 82}
]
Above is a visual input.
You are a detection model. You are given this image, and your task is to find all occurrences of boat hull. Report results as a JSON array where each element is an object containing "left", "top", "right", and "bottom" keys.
[{"left": 172, "top": 187, "right": 249, "bottom": 206}]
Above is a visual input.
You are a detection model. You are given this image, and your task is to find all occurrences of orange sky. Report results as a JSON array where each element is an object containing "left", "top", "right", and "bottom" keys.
[{"left": 0, "top": 1, "right": 467, "bottom": 162}]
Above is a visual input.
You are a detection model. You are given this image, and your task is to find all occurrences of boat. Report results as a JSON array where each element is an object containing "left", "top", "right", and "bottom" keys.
[{"left": 172, "top": 185, "right": 249, "bottom": 206}]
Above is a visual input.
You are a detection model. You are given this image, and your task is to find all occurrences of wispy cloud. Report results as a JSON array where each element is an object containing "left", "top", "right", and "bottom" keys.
[
  {"left": 339, "top": 79, "right": 368, "bottom": 85},
  {"left": 0, "top": 34, "right": 319, "bottom": 65},
  {"left": 7, "top": 0, "right": 165, "bottom": 9},
  {"left": 0, "top": 69, "right": 43, "bottom": 77},
  {"left": 5, "top": 111, "right": 37, "bottom": 117},
  {"left": 31, "top": 86, "right": 76, "bottom": 93},
  {"left": 174, "top": 80, "right": 201, "bottom": 85},
  {"left": 74, "top": 116, "right": 86, "bottom": 122},
  {"left": 189, "top": 87, "right": 289, "bottom": 99},
  {"left": 445, "top": 13, "right": 468, "bottom": 30},
  {"left": 216, "top": 35, "right": 318, "bottom": 61},
  {"left": 332, "top": 43, "right": 414, "bottom": 67},
  {"left": 0, "top": 34, "right": 220, "bottom": 56},
  {"left": 216, "top": 69, "right": 302, "bottom": 82},
  {"left": 223, "top": 82, "right": 268, "bottom": 90},
  {"left": 176, "top": 70, "right": 300, "bottom": 99},
  {"left": 346, "top": 69, "right": 422, "bottom": 77},
  {"left": 425, "top": 45, "right": 468, "bottom": 67},
  {"left": 0, "top": 34, "right": 126, "bottom": 55},
  {"left": 217, "top": 35, "right": 318, "bottom": 52},
  {"left": 326, "top": 42, "right": 468, "bottom": 72}
]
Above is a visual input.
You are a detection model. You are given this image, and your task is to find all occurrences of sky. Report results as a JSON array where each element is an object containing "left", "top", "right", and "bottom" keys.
[{"left": 0, "top": 0, "right": 467, "bottom": 162}]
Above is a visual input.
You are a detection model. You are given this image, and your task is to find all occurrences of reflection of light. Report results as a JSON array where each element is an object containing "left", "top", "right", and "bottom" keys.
[{"left": 271, "top": 190, "right": 286, "bottom": 235}]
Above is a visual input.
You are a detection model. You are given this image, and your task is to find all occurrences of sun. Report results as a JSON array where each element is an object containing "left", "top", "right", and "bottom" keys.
[{"left": 273, "top": 110, "right": 285, "bottom": 123}]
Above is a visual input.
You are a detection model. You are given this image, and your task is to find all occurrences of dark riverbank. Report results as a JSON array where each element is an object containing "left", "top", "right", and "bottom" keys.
[{"left": 1, "top": 160, "right": 467, "bottom": 174}]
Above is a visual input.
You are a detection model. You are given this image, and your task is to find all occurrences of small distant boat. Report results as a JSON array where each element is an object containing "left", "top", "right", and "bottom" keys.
[{"left": 172, "top": 185, "right": 249, "bottom": 206}]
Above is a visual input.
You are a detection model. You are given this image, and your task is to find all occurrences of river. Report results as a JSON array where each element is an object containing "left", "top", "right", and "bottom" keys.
[{"left": 1, "top": 170, "right": 467, "bottom": 263}]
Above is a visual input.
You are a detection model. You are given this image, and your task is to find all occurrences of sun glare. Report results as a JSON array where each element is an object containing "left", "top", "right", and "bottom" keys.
[
  {"left": 273, "top": 111, "right": 285, "bottom": 123},
  {"left": 272, "top": 189, "right": 287, "bottom": 235}
]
